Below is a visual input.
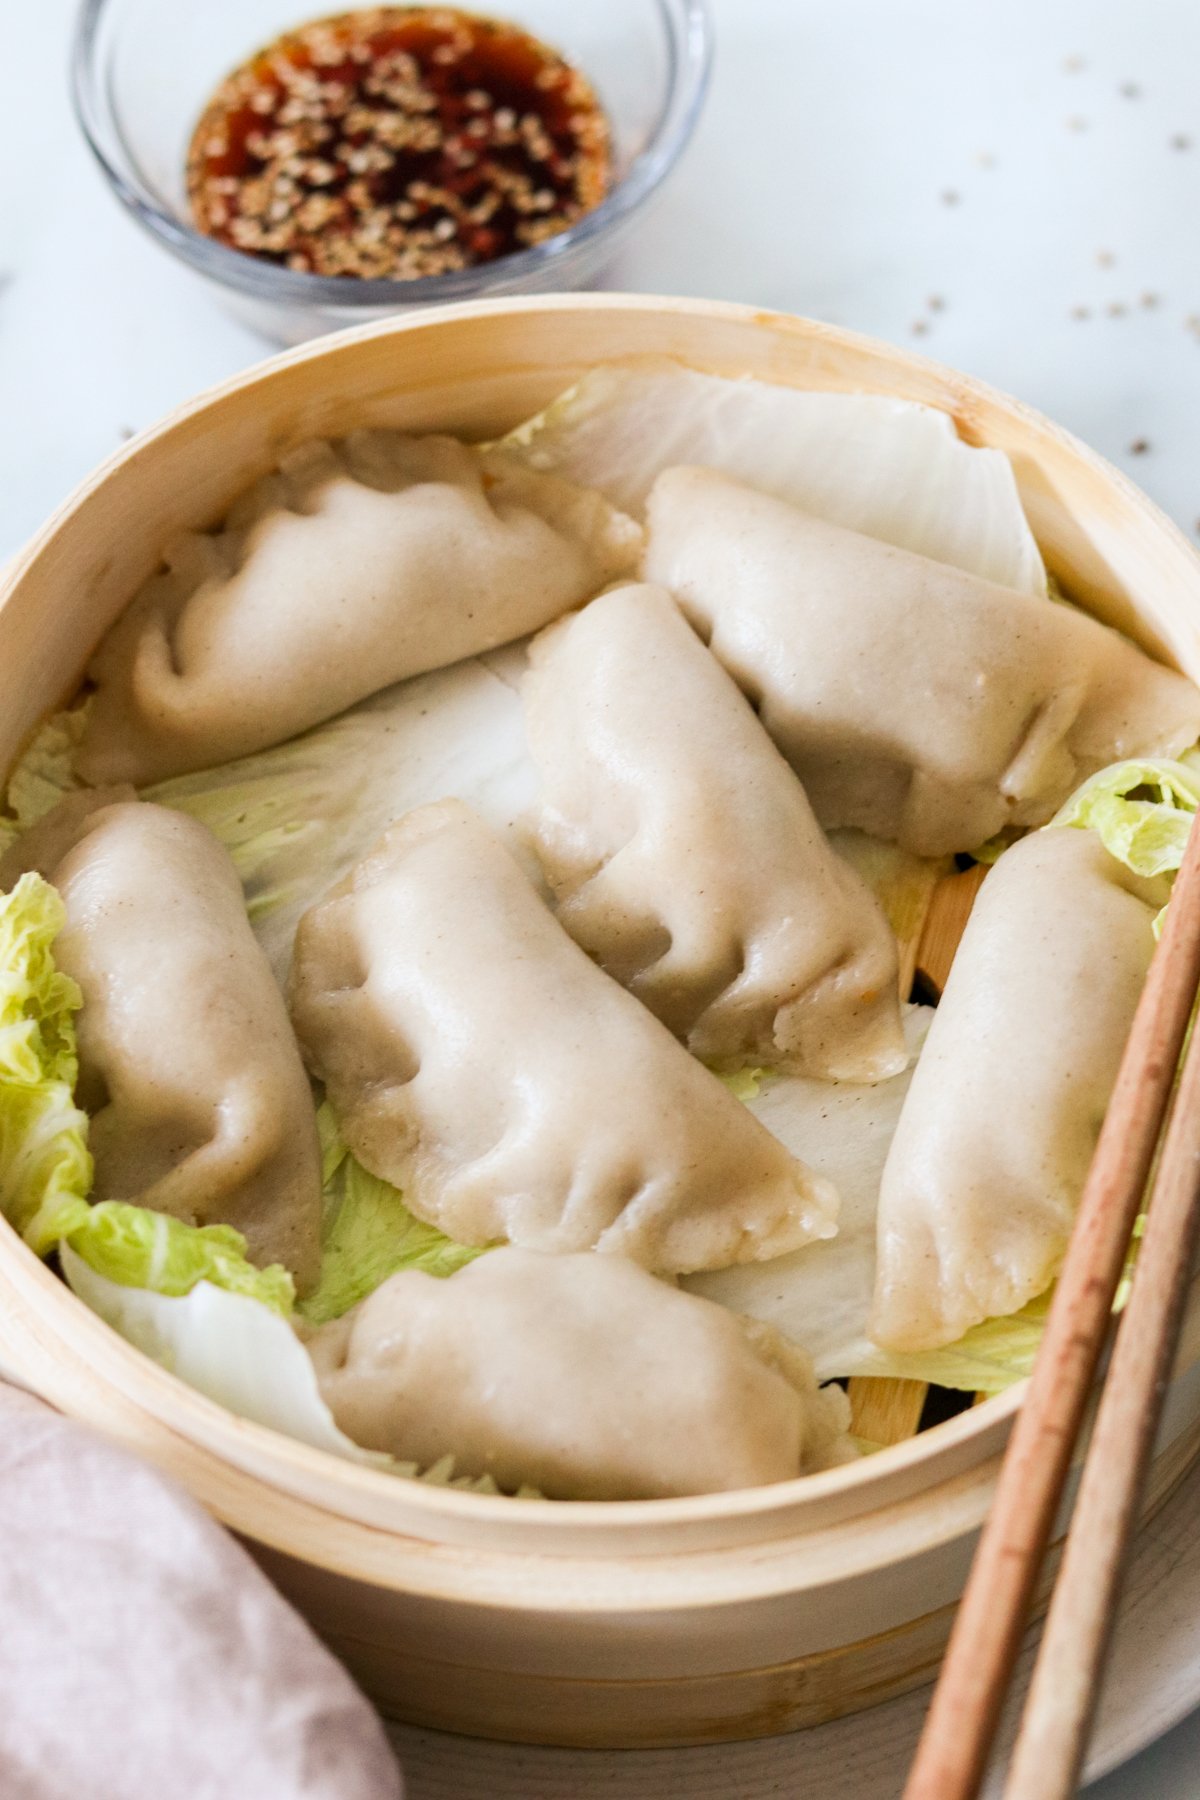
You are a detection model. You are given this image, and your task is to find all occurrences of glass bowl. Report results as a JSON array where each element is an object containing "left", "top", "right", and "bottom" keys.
[{"left": 71, "top": 0, "right": 713, "bottom": 343}]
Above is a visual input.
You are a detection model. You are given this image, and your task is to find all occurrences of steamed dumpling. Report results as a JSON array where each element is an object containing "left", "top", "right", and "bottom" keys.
[
  {"left": 26, "top": 799, "right": 323, "bottom": 1288},
  {"left": 870, "top": 826, "right": 1159, "bottom": 1351},
  {"left": 307, "top": 1247, "right": 854, "bottom": 1498},
  {"left": 523, "top": 582, "right": 906, "bottom": 1080},
  {"left": 288, "top": 799, "right": 839, "bottom": 1273},
  {"left": 644, "top": 466, "right": 1200, "bottom": 856},
  {"left": 78, "top": 434, "right": 641, "bottom": 786}
]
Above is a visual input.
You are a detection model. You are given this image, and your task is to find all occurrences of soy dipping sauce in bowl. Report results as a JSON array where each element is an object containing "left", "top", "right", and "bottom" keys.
[
  {"left": 72, "top": 0, "right": 713, "bottom": 341},
  {"left": 186, "top": 8, "right": 612, "bottom": 282}
]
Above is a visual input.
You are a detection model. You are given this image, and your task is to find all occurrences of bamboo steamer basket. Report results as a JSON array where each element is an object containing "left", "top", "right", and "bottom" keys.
[{"left": 3, "top": 295, "right": 1200, "bottom": 1749}]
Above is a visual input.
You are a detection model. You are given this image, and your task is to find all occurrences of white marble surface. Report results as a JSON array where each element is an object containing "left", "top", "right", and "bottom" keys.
[{"left": 4, "top": 0, "right": 1200, "bottom": 1790}]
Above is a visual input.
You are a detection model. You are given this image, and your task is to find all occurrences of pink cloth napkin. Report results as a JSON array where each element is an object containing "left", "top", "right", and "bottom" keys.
[{"left": 0, "top": 1383, "right": 403, "bottom": 1800}]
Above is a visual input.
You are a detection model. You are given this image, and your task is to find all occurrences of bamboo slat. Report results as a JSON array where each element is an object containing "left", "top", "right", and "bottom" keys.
[
  {"left": 913, "top": 862, "right": 989, "bottom": 999},
  {"left": 848, "top": 1378, "right": 928, "bottom": 1446}
]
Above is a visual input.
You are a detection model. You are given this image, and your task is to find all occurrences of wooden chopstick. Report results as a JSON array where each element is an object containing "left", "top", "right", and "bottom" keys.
[
  {"left": 1003, "top": 977, "right": 1200, "bottom": 1797},
  {"left": 902, "top": 811, "right": 1200, "bottom": 1800}
]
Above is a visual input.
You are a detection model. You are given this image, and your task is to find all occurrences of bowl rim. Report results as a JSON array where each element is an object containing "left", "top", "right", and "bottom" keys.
[
  {"left": 69, "top": 0, "right": 715, "bottom": 309},
  {"left": 7, "top": 291, "right": 1200, "bottom": 1559}
]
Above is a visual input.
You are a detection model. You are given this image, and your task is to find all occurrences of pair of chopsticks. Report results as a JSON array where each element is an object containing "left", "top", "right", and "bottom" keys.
[{"left": 904, "top": 811, "right": 1200, "bottom": 1800}]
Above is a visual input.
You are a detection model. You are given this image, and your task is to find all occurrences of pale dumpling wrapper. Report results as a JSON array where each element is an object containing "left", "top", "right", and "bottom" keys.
[
  {"left": 523, "top": 582, "right": 906, "bottom": 1080},
  {"left": 20, "top": 800, "right": 324, "bottom": 1288},
  {"left": 288, "top": 799, "right": 839, "bottom": 1273},
  {"left": 644, "top": 466, "right": 1200, "bottom": 857},
  {"left": 871, "top": 826, "right": 1160, "bottom": 1352},
  {"left": 79, "top": 433, "right": 642, "bottom": 786},
  {"left": 307, "top": 1246, "right": 854, "bottom": 1499}
]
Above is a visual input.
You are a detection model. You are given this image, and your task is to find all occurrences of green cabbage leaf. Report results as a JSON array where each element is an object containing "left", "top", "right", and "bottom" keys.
[
  {"left": 146, "top": 653, "right": 535, "bottom": 983},
  {"left": 301, "top": 1104, "right": 484, "bottom": 1326},
  {"left": 61, "top": 1244, "right": 518, "bottom": 1489},
  {"left": 847, "top": 1292, "right": 1050, "bottom": 1395},
  {"left": 1053, "top": 756, "right": 1200, "bottom": 886},
  {"left": 494, "top": 359, "right": 1047, "bottom": 594},
  {"left": 0, "top": 707, "right": 90, "bottom": 853},
  {"left": 3, "top": 659, "right": 536, "bottom": 990},
  {"left": 61, "top": 1243, "right": 380, "bottom": 1462},
  {"left": 0, "top": 872, "right": 92, "bottom": 1253},
  {"left": 65, "top": 1203, "right": 295, "bottom": 1314}
]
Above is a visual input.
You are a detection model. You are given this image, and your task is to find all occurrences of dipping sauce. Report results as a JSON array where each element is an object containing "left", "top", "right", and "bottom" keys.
[{"left": 186, "top": 6, "right": 611, "bottom": 280}]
